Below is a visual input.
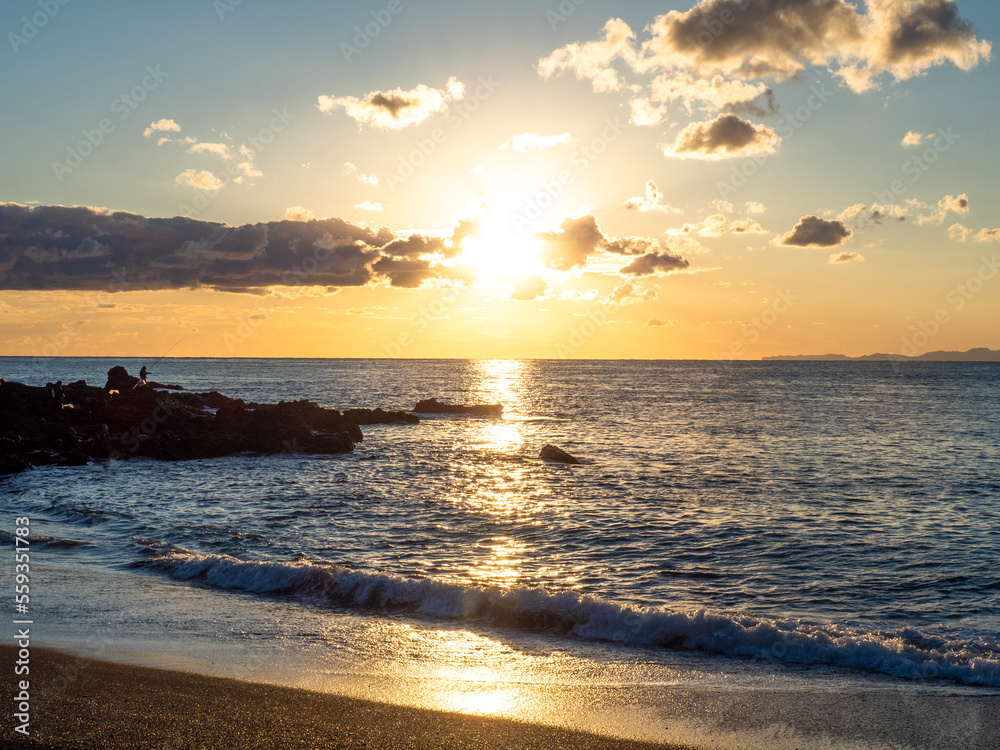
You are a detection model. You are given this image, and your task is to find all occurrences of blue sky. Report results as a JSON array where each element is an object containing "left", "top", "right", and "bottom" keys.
[{"left": 1, "top": 0, "right": 998, "bottom": 358}]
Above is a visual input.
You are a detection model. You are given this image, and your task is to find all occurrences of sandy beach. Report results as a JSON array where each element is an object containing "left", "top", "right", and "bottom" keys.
[{"left": 2, "top": 646, "right": 684, "bottom": 750}]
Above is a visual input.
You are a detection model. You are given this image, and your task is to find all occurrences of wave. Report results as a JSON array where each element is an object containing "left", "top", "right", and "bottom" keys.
[
  {"left": 137, "top": 544, "right": 1000, "bottom": 688},
  {"left": 0, "top": 529, "right": 92, "bottom": 549}
]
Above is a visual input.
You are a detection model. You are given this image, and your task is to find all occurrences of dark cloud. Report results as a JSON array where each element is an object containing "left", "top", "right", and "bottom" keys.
[
  {"left": 371, "top": 256, "right": 436, "bottom": 288},
  {"left": 541, "top": 2, "right": 989, "bottom": 99},
  {"left": 663, "top": 113, "right": 780, "bottom": 160},
  {"left": 725, "top": 89, "right": 779, "bottom": 118},
  {"left": 645, "top": 0, "right": 864, "bottom": 80},
  {"left": 619, "top": 251, "right": 691, "bottom": 276},
  {"left": 378, "top": 234, "right": 447, "bottom": 258},
  {"left": 537, "top": 214, "right": 692, "bottom": 276},
  {"left": 0, "top": 203, "right": 439, "bottom": 292},
  {"left": 777, "top": 215, "right": 853, "bottom": 247},
  {"left": 644, "top": 0, "right": 989, "bottom": 90},
  {"left": 536, "top": 215, "right": 606, "bottom": 271}
]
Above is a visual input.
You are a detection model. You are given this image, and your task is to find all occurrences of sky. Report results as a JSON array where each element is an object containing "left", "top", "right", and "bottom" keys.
[{"left": 1, "top": 0, "right": 998, "bottom": 360}]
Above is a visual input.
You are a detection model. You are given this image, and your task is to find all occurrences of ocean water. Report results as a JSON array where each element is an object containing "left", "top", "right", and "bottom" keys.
[{"left": 3, "top": 358, "right": 1000, "bottom": 740}]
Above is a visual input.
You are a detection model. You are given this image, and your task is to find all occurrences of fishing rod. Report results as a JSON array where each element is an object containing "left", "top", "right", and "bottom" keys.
[
  {"left": 132, "top": 330, "right": 193, "bottom": 388},
  {"left": 149, "top": 330, "right": 193, "bottom": 370}
]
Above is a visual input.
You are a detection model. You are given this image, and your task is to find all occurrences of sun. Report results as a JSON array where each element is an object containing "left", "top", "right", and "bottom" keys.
[{"left": 455, "top": 187, "right": 545, "bottom": 281}]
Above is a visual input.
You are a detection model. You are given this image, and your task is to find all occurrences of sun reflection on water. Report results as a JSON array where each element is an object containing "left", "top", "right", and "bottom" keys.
[{"left": 472, "top": 359, "right": 526, "bottom": 417}]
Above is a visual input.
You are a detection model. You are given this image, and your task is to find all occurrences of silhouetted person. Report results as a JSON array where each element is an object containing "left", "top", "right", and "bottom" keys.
[
  {"left": 140, "top": 366, "right": 148, "bottom": 385},
  {"left": 51, "top": 380, "right": 65, "bottom": 409}
]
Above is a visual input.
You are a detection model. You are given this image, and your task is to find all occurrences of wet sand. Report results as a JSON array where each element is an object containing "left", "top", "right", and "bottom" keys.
[{"left": 2, "top": 646, "right": 685, "bottom": 749}]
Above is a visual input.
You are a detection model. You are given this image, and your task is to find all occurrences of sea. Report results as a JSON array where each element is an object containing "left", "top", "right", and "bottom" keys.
[{"left": 3, "top": 357, "right": 999, "bottom": 749}]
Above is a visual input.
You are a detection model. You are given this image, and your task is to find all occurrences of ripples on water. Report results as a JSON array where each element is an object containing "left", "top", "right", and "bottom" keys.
[{"left": 3, "top": 357, "right": 999, "bottom": 684}]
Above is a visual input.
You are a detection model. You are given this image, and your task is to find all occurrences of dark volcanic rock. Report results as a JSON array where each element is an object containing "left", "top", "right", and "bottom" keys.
[
  {"left": 345, "top": 408, "right": 420, "bottom": 425},
  {"left": 539, "top": 444, "right": 581, "bottom": 465},
  {"left": 104, "top": 365, "right": 182, "bottom": 392},
  {"left": 413, "top": 398, "right": 503, "bottom": 418},
  {"left": 0, "top": 367, "right": 359, "bottom": 475}
]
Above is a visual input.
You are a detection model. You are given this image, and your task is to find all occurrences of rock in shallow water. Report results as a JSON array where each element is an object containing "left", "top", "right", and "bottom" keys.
[
  {"left": 539, "top": 444, "right": 581, "bottom": 465},
  {"left": 0, "top": 367, "right": 360, "bottom": 474},
  {"left": 413, "top": 398, "right": 503, "bottom": 417}
]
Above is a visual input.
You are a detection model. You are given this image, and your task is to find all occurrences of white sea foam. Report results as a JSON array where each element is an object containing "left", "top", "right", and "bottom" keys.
[{"left": 143, "top": 546, "right": 1000, "bottom": 688}]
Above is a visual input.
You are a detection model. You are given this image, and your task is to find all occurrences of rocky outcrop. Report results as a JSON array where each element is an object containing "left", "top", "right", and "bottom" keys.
[
  {"left": 0, "top": 368, "right": 360, "bottom": 475},
  {"left": 539, "top": 444, "right": 581, "bottom": 465},
  {"left": 413, "top": 398, "right": 503, "bottom": 418},
  {"left": 345, "top": 408, "right": 420, "bottom": 425},
  {"left": 104, "top": 365, "right": 184, "bottom": 392}
]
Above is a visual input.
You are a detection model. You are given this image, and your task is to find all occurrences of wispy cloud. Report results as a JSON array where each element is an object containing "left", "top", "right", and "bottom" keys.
[
  {"left": 500, "top": 132, "right": 572, "bottom": 152},
  {"left": 318, "top": 77, "right": 465, "bottom": 130}
]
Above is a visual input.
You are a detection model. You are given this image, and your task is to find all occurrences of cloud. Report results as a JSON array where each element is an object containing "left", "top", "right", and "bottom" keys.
[
  {"left": 662, "top": 113, "right": 780, "bottom": 160},
  {"left": 646, "top": 318, "right": 678, "bottom": 327},
  {"left": 0, "top": 203, "right": 437, "bottom": 293},
  {"left": 175, "top": 169, "right": 224, "bottom": 191},
  {"left": 536, "top": 214, "right": 690, "bottom": 274},
  {"left": 509, "top": 276, "right": 550, "bottom": 301},
  {"left": 537, "top": 18, "right": 639, "bottom": 93},
  {"left": 317, "top": 77, "right": 464, "bottom": 130},
  {"left": 603, "top": 282, "right": 658, "bottom": 305},
  {"left": 640, "top": 0, "right": 990, "bottom": 92},
  {"left": 619, "top": 251, "right": 690, "bottom": 276},
  {"left": 358, "top": 173, "right": 379, "bottom": 185},
  {"left": 501, "top": 132, "right": 572, "bottom": 152},
  {"left": 540, "top": 3, "right": 990, "bottom": 105},
  {"left": 670, "top": 213, "right": 767, "bottom": 237},
  {"left": 947, "top": 223, "right": 970, "bottom": 241},
  {"left": 902, "top": 130, "right": 928, "bottom": 146},
  {"left": 285, "top": 206, "right": 315, "bottom": 222},
  {"left": 536, "top": 215, "right": 607, "bottom": 271},
  {"left": 914, "top": 193, "right": 969, "bottom": 224},
  {"left": 188, "top": 142, "right": 232, "bottom": 159},
  {"left": 829, "top": 251, "right": 865, "bottom": 264},
  {"left": 341, "top": 162, "right": 357, "bottom": 176},
  {"left": 745, "top": 201, "right": 766, "bottom": 215},
  {"left": 839, "top": 202, "right": 908, "bottom": 228},
  {"left": 624, "top": 180, "right": 680, "bottom": 213},
  {"left": 355, "top": 201, "right": 384, "bottom": 212},
  {"left": 974, "top": 228, "right": 1000, "bottom": 243},
  {"left": 371, "top": 256, "right": 436, "bottom": 288},
  {"left": 649, "top": 73, "right": 770, "bottom": 113},
  {"left": 143, "top": 118, "right": 180, "bottom": 138},
  {"left": 777, "top": 216, "right": 853, "bottom": 247},
  {"left": 629, "top": 98, "right": 667, "bottom": 126},
  {"left": 377, "top": 233, "right": 447, "bottom": 259}
]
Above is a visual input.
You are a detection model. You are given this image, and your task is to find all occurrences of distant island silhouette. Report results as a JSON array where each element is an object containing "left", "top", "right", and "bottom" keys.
[{"left": 764, "top": 347, "right": 1000, "bottom": 362}]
